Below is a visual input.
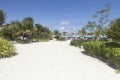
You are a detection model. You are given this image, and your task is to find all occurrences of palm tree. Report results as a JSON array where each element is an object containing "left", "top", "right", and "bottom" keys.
[
  {"left": 85, "top": 21, "right": 95, "bottom": 34},
  {"left": 21, "top": 17, "right": 34, "bottom": 40},
  {"left": 0, "top": 9, "right": 5, "bottom": 26},
  {"left": 79, "top": 27, "right": 87, "bottom": 36},
  {"left": 22, "top": 17, "right": 34, "bottom": 30},
  {"left": 63, "top": 32, "right": 67, "bottom": 35}
]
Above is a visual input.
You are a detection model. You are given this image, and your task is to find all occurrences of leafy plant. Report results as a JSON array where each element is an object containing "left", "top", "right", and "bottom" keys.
[
  {"left": 106, "top": 18, "right": 120, "bottom": 42},
  {"left": 70, "top": 39, "right": 87, "bottom": 47},
  {"left": 0, "top": 38, "right": 16, "bottom": 58},
  {"left": 82, "top": 41, "right": 120, "bottom": 69}
]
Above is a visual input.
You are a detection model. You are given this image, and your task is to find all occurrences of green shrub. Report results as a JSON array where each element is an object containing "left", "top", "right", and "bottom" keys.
[
  {"left": 57, "top": 37, "right": 66, "bottom": 41},
  {"left": 105, "top": 42, "right": 120, "bottom": 48},
  {"left": 70, "top": 39, "right": 79, "bottom": 47},
  {"left": 16, "top": 39, "right": 31, "bottom": 44},
  {"left": 70, "top": 39, "right": 87, "bottom": 47},
  {"left": 0, "top": 38, "right": 16, "bottom": 58},
  {"left": 82, "top": 41, "right": 120, "bottom": 69},
  {"left": 106, "top": 48, "right": 120, "bottom": 69},
  {"left": 82, "top": 42, "right": 106, "bottom": 59}
]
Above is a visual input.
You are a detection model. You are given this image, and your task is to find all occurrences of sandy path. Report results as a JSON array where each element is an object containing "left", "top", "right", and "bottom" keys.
[{"left": 0, "top": 40, "right": 120, "bottom": 80}]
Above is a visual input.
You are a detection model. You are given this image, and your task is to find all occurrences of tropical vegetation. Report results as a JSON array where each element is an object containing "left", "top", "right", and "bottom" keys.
[
  {"left": 0, "top": 38, "right": 16, "bottom": 58},
  {"left": 0, "top": 9, "right": 5, "bottom": 26},
  {"left": 106, "top": 18, "right": 120, "bottom": 42},
  {"left": 0, "top": 11, "right": 52, "bottom": 43},
  {"left": 0, "top": 9, "right": 16, "bottom": 58},
  {"left": 82, "top": 42, "right": 120, "bottom": 69},
  {"left": 53, "top": 30, "right": 66, "bottom": 41},
  {"left": 78, "top": 4, "right": 110, "bottom": 41},
  {"left": 71, "top": 4, "right": 120, "bottom": 71}
]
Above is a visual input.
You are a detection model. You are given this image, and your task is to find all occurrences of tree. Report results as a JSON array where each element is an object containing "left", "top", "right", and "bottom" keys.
[
  {"left": 53, "top": 30, "right": 60, "bottom": 36},
  {"left": 22, "top": 17, "right": 34, "bottom": 30},
  {"left": 93, "top": 4, "right": 110, "bottom": 26},
  {"left": 53, "top": 30, "right": 61, "bottom": 39},
  {"left": 0, "top": 9, "right": 5, "bottom": 26},
  {"left": 93, "top": 4, "right": 111, "bottom": 41},
  {"left": 21, "top": 17, "right": 34, "bottom": 40},
  {"left": 0, "top": 21, "right": 20, "bottom": 40},
  {"left": 63, "top": 32, "right": 67, "bottom": 35},
  {"left": 85, "top": 21, "right": 95, "bottom": 35},
  {"left": 35, "top": 24, "right": 51, "bottom": 39},
  {"left": 78, "top": 27, "right": 86, "bottom": 36},
  {"left": 106, "top": 18, "right": 120, "bottom": 42}
]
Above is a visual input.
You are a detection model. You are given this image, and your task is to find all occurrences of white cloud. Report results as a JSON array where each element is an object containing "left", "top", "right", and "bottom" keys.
[
  {"left": 60, "top": 21, "right": 70, "bottom": 26},
  {"left": 65, "top": 29, "right": 69, "bottom": 32},
  {"left": 59, "top": 26, "right": 65, "bottom": 30}
]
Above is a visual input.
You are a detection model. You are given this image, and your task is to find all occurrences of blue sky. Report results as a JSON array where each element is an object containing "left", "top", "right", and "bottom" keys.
[{"left": 0, "top": 0, "right": 120, "bottom": 33}]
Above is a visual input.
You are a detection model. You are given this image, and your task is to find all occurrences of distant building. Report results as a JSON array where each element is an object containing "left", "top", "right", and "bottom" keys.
[{"left": 62, "top": 34, "right": 96, "bottom": 40}]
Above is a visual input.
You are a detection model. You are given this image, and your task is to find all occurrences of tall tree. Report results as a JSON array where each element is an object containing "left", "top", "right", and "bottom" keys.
[
  {"left": 106, "top": 18, "right": 120, "bottom": 42},
  {"left": 63, "top": 32, "right": 67, "bottom": 35},
  {"left": 53, "top": 30, "right": 60, "bottom": 36},
  {"left": 93, "top": 4, "right": 111, "bottom": 41},
  {"left": 85, "top": 21, "right": 95, "bottom": 34},
  {"left": 93, "top": 4, "right": 111, "bottom": 26},
  {"left": 22, "top": 17, "right": 34, "bottom": 30},
  {"left": 0, "top": 9, "right": 5, "bottom": 26},
  {"left": 1, "top": 22, "right": 20, "bottom": 40},
  {"left": 78, "top": 27, "right": 86, "bottom": 36}
]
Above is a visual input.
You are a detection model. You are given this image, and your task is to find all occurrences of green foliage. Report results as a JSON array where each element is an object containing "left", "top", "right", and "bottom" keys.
[
  {"left": 93, "top": 4, "right": 110, "bottom": 26},
  {"left": 22, "top": 17, "right": 34, "bottom": 30},
  {"left": 81, "top": 4, "right": 111, "bottom": 41},
  {"left": 106, "top": 18, "right": 120, "bottom": 41},
  {"left": 82, "top": 42, "right": 106, "bottom": 58},
  {"left": 0, "top": 23, "right": 20, "bottom": 40},
  {"left": 0, "top": 38, "right": 16, "bottom": 58},
  {"left": 0, "top": 17, "right": 52, "bottom": 43},
  {"left": 106, "top": 48, "right": 120, "bottom": 68},
  {"left": 57, "top": 37, "right": 66, "bottom": 41},
  {"left": 53, "top": 30, "right": 60, "bottom": 36},
  {"left": 0, "top": 9, "right": 5, "bottom": 25},
  {"left": 85, "top": 21, "right": 95, "bottom": 34},
  {"left": 82, "top": 41, "right": 120, "bottom": 69},
  {"left": 78, "top": 27, "right": 87, "bottom": 36},
  {"left": 53, "top": 30, "right": 66, "bottom": 41},
  {"left": 70, "top": 39, "right": 87, "bottom": 47},
  {"left": 70, "top": 40, "right": 78, "bottom": 47},
  {"left": 16, "top": 39, "right": 31, "bottom": 44},
  {"left": 105, "top": 42, "right": 120, "bottom": 48}
]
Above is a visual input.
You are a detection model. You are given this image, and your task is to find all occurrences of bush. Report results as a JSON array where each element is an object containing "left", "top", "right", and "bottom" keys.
[
  {"left": 106, "top": 48, "right": 120, "bottom": 69},
  {"left": 105, "top": 42, "right": 120, "bottom": 48},
  {"left": 82, "top": 42, "right": 106, "bottom": 59},
  {"left": 82, "top": 41, "right": 120, "bottom": 69},
  {"left": 0, "top": 38, "right": 16, "bottom": 58},
  {"left": 54, "top": 35, "right": 66, "bottom": 41},
  {"left": 70, "top": 39, "right": 87, "bottom": 47},
  {"left": 16, "top": 39, "right": 31, "bottom": 44},
  {"left": 70, "top": 39, "right": 78, "bottom": 47}
]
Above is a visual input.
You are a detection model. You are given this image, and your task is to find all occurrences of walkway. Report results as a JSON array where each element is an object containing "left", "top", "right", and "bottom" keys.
[{"left": 0, "top": 40, "right": 120, "bottom": 80}]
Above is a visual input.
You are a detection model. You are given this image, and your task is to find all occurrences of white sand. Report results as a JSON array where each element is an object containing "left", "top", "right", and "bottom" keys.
[{"left": 0, "top": 40, "right": 120, "bottom": 80}]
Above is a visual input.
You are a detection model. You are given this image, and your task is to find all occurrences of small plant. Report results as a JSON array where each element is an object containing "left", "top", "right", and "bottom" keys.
[
  {"left": 70, "top": 39, "right": 87, "bottom": 47},
  {"left": 0, "top": 38, "right": 16, "bottom": 58}
]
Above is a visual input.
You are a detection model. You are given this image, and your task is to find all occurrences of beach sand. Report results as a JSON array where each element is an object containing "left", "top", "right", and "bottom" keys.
[{"left": 0, "top": 40, "right": 120, "bottom": 80}]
